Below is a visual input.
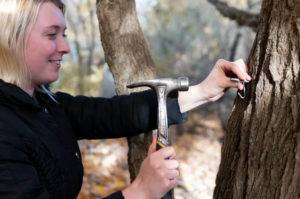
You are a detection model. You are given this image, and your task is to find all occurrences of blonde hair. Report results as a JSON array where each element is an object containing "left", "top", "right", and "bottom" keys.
[{"left": 0, "top": 0, "right": 65, "bottom": 89}]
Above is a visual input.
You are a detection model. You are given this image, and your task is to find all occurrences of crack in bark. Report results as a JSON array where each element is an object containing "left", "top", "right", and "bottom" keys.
[{"left": 291, "top": 20, "right": 300, "bottom": 93}]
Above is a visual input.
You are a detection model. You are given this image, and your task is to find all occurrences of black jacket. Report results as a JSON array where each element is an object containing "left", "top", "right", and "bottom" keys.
[{"left": 0, "top": 79, "right": 188, "bottom": 199}]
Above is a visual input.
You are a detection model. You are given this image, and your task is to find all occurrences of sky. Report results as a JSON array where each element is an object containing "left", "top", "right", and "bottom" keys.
[{"left": 135, "top": 0, "right": 157, "bottom": 26}]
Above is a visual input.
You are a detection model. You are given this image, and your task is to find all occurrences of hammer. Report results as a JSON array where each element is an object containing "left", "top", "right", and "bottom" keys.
[{"left": 127, "top": 77, "right": 189, "bottom": 199}]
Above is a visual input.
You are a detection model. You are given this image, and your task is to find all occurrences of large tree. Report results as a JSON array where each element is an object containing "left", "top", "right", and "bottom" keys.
[
  {"left": 213, "top": 0, "right": 300, "bottom": 198},
  {"left": 96, "top": 0, "right": 156, "bottom": 182}
]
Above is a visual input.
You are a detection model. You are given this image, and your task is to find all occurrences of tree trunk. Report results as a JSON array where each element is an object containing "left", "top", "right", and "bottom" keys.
[
  {"left": 214, "top": 0, "right": 300, "bottom": 198},
  {"left": 96, "top": 0, "right": 157, "bottom": 182}
]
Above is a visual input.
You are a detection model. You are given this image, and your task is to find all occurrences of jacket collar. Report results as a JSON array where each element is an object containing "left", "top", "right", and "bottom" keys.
[{"left": 0, "top": 79, "right": 42, "bottom": 111}]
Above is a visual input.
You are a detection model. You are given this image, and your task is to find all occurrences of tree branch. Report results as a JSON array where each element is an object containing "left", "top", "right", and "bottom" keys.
[{"left": 208, "top": 0, "right": 260, "bottom": 31}]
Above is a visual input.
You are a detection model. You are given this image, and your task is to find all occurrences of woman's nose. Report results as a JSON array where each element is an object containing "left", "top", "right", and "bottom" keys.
[{"left": 57, "top": 37, "right": 70, "bottom": 54}]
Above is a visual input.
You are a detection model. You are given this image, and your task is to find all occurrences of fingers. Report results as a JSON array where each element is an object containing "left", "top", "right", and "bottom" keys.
[
  {"left": 161, "top": 178, "right": 178, "bottom": 193},
  {"left": 233, "top": 59, "right": 251, "bottom": 80},
  {"left": 158, "top": 146, "right": 176, "bottom": 159},
  {"left": 169, "top": 148, "right": 176, "bottom": 160},
  {"left": 215, "top": 59, "right": 251, "bottom": 90},
  {"left": 158, "top": 167, "right": 179, "bottom": 181},
  {"left": 169, "top": 178, "right": 178, "bottom": 189},
  {"left": 217, "top": 59, "right": 251, "bottom": 81},
  {"left": 164, "top": 159, "right": 179, "bottom": 170},
  {"left": 166, "top": 170, "right": 179, "bottom": 179},
  {"left": 159, "top": 170, "right": 179, "bottom": 190},
  {"left": 148, "top": 136, "right": 157, "bottom": 155},
  {"left": 226, "top": 79, "right": 244, "bottom": 90},
  {"left": 165, "top": 172, "right": 179, "bottom": 190},
  {"left": 149, "top": 147, "right": 178, "bottom": 170}
]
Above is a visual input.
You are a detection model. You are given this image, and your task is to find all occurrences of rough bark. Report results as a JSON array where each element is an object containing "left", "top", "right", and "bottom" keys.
[
  {"left": 208, "top": 0, "right": 260, "bottom": 32},
  {"left": 214, "top": 0, "right": 300, "bottom": 198},
  {"left": 96, "top": 0, "right": 157, "bottom": 181}
]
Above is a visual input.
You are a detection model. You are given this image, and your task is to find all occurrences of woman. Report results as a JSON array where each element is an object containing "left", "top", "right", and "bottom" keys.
[{"left": 0, "top": 0, "right": 251, "bottom": 199}]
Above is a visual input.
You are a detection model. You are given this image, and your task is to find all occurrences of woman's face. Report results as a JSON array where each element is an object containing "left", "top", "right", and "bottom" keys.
[{"left": 26, "top": 2, "right": 70, "bottom": 87}]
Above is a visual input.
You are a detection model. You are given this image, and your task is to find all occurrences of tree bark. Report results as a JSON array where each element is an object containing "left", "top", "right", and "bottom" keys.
[
  {"left": 96, "top": 0, "right": 157, "bottom": 182},
  {"left": 214, "top": 0, "right": 300, "bottom": 198}
]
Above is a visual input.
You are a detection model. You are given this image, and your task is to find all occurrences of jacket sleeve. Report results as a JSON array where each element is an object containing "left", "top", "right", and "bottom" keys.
[
  {"left": 103, "top": 191, "right": 124, "bottom": 199},
  {"left": 0, "top": 123, "right": 50, "bottom": 199},
  {"left": 55, "top": 90, "right": 188, "bottom": 140}
]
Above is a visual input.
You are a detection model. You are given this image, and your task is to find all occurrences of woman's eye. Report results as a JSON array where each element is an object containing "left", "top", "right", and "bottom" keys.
[
  {"left": 63, "top": 34, "right": 68, "bottom": 38},
  {"left": 48, "top": 34, "right": 57, "bottom": 39}
]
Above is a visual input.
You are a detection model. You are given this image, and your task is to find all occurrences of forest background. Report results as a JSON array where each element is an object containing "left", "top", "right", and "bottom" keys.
[{"left": 51, "top": 0, "right": 261, "bottom": 198}]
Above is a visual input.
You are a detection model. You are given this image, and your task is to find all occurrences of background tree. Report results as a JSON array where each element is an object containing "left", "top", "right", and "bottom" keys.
[
  {"left": 55, "top": 0, "right": 105, "bottom": 97},
  {"left": 96, "top": 0, "right": 157, "bottom": 182},
  {"left": 213, "top": 0, "right": 300, "bottom": 198}
]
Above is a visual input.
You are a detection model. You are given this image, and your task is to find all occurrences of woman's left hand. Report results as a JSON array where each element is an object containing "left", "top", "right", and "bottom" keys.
[{"left": 178, "top": 59, "right": 251, "bottom": 113}]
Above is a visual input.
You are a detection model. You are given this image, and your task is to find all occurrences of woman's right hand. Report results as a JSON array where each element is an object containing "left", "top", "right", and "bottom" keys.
[{"left": 122, "top": 136, "right": 179, "bottom": 199}]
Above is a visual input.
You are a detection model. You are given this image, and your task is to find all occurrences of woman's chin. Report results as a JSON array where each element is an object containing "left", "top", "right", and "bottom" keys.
[{"left": 41, "top": 74, "right": 59, "bottom": 85}]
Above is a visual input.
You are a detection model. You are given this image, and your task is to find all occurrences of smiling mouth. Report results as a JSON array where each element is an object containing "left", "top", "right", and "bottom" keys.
[{"left": 49, "top": 60, "right": 61, "bottom": 65}]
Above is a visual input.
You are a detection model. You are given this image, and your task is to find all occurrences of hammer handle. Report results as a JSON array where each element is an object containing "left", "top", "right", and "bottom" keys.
[
  {"left": 156, "top": 140, "right": 167, "bottom": 151},
  {"left": 156, "top": 141, "right": 174, "bottom": 199}
]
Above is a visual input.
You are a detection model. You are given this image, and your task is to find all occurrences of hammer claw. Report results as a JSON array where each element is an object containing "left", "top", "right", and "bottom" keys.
[{"left": 127, "top": 77, "right": 189, "bottom": 148}]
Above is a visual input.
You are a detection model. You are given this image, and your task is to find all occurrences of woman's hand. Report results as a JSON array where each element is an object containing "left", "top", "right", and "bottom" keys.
[
  {"left": 122, "top": 136, "right": 179, "bottom": 199},
  {"left": 178, "top": 59, "right": 251, "bottom": 113},
  {"left": 200, "top": 59, "right": 251, "bottom": 101}
]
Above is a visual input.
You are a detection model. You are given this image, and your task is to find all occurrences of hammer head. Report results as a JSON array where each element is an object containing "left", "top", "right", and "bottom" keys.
[{"left": 127, "top": 77, "right": 189, "bottom": 94}]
